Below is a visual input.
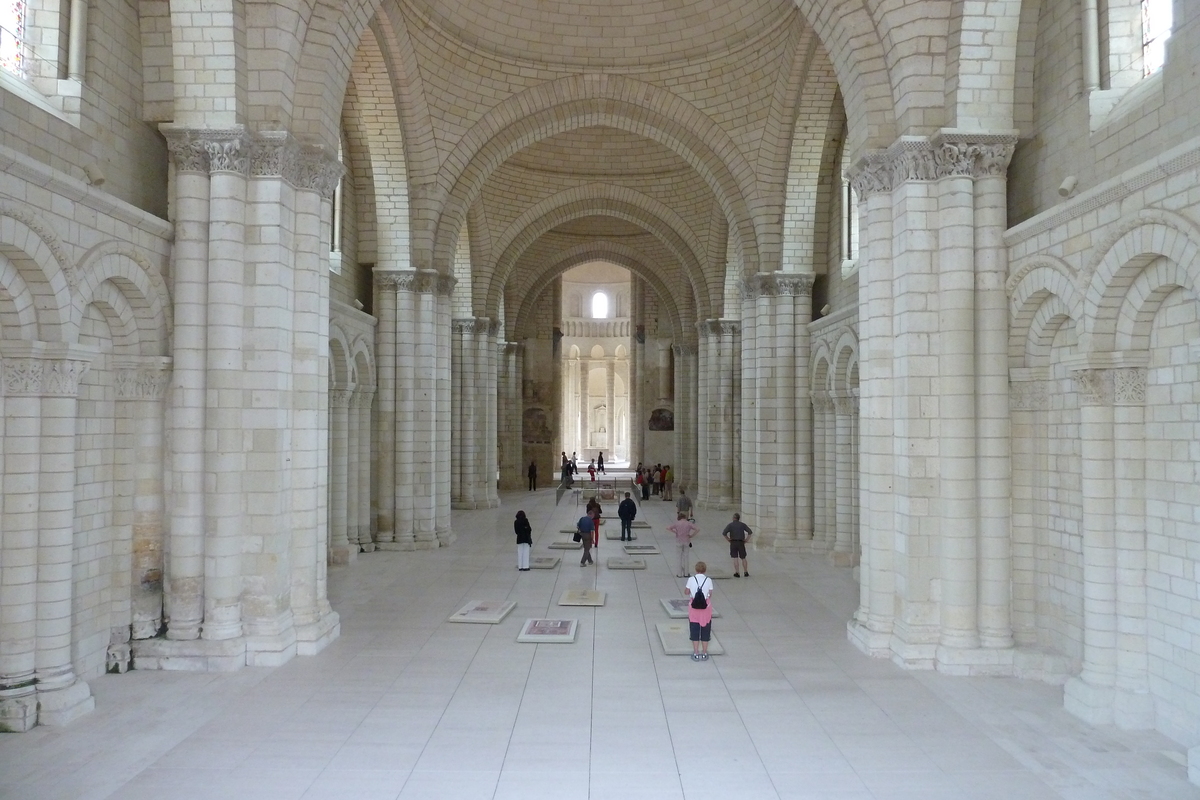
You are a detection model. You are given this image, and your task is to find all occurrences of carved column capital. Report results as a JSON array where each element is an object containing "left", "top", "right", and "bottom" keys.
[
  {"left": 1072, "top": 369, "right": 1114, "bottom": 407},
  {"left": 742, "top": 272, "right": 815, "bottom": 300},
  {"left": 698, "top": 319, "right": 741, "bottom": 338},
  {"left": 114, "top": 357, "right": 172, "bottom": 400},
  {"left": 377, "top": 269, "right": 457, "bottom": 295},
  {"left": 330, "top": 388, "right": 353, "bottom": 408}
]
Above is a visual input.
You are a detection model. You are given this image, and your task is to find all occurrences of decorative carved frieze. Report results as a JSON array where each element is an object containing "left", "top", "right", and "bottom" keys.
[
  {"left": 451, "top": 317, "right": 499, "bottom": 336},
  {"left": 0, "top": 201, "right": 79, "bottom": 288},
  {"left": 165, "top": 129, "right": 341, "bottom": 194},
  {"left": 1113, "top": 367, "right": 1146, "bottom": 406},
  {"left": 1009, "top": 379, "right": 1050, "bottom": 411},
  {"left": 3, "top": 357, "right": 90, "bottom": 397},
  {"left": 741, "top": 272, "right": 815, "bottom": 300},
  {"left": 1072, "top": 369, "right": 1114, "bottom": 407},
  {"left": 849, "top": 134, "right": 1017, "bottom": 193},
  {"left": 698, "top": 319, "right": 740, "bottom": 337},
  {"left": 375, "top": 270, "right": 456, "bottom": 295},
  {"left": 115, "top": 368, "right": 169, "bottom": 400}
]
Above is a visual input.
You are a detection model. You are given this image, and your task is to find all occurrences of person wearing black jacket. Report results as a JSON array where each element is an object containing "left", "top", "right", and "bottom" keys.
[
  {"left": 514, "top": 510, "right": 533, "bottom": 571},
  {"left": 617, "top": 492, "right": 638, "bottom": 541}
]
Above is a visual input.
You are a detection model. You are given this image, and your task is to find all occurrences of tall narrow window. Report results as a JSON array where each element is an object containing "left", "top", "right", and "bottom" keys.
[
  {"left": 1143, "top": 0, "right": 1173, "bottom": 75},
  {"left": 1, "top": 0, "right": 26, "bottom": 76},
  {"left": 591, "top": 291, "right": 609, "bottom": 319},
  {"left": 842, "top": 178, "right": 859, "bottom": 263}
]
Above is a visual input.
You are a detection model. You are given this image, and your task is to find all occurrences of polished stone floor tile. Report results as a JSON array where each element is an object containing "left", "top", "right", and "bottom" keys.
[{"left": 1, "top": 489, "right": 1198, "bottom": 800}]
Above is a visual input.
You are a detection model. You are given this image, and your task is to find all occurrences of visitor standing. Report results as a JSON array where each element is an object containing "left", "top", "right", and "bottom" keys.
[
  {"left": 676, "top": 489, "right": 694, "bottom": 520},
  {"left": 527, "top": 460, "right": 537, "bottom": 491},
  {"left": 597, "top": 451, "right": 605, "bottom": 474},
  {"left": 514, "top": 510, "right": 532, "bottom": 571},
  {"left": 685, "top": 563, "right": 714, "bottom": 661},
  {"left": 663, "top": 465, "right": 674, "bottom": 501},
  {"left": 641, "top": 468, "right": 651, "bottom": 500},
  {"left": 721, "top": 513, "right": 753, "bottom": 577},
  {"left": 617, "top": 492, "right": 638, "bottom": 541},
  {"left": 577, "top": 513, "right": 595, "bottom": 566},
  {"left": 667, "top": 512, "right": 700, "bottom": 577}
]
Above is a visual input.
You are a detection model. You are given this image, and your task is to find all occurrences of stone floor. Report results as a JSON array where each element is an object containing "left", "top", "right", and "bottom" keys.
[{"left": 1, "top": 484, "right": 1197, "bottom": 800}]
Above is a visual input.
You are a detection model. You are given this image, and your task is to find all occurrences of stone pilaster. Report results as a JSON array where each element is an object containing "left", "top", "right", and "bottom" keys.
[
  {"left": 114, "top": 358, "right": 172, "bottom": 642},
  {"left": 672, "top": 343, "right": 697, "bottom": 492},
  {"left": 832, "top": 391, "right": 857, "bottom": 566},
  {"left": 498, "top": 343, "right": 525, "bottom": 490},
  {"left": 354, "top": 388, "right": 375, "bottom": 551},
  {"left": 329, "top": 388, "right": 354, "bottom": 564}
]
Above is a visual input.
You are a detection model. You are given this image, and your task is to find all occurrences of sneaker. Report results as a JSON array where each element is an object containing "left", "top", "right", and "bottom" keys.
[
  {"left": 743, "top": 571, "right": 750, "bottom": 577},
  {"left": 700, "top": 653, "right": 709, "bottom": 660},
  {"left": 691, "top": 653, "right": 701, "bottom": 662},
  {"left": 734, "top": 573, "right": 741, "bottom": 578}
]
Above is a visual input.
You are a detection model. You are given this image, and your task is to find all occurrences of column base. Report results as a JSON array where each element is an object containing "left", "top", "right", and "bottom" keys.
[
  {"left": 769, "top": 534, "right": 801, "bottom": 553},
  {"left": 1064, "top": 675, "right": 1115, "bottom": 726},
  {"left": 889, "top": 618, "right": 939, "bottom": 669},
  {"left": 245, "top": 613, "right": 299, "bottom": 667},
  {"left": 377, "top": 541, "right": 416, "bottom": 551},
  {"left": 829, "top": 550, "right": 858, "bottom": 567},
  {"left": 359, "top": 542, "right": 376, "bottom": 553},
  {"left": 329, "top": 545, "right": 358, "bottom": 565},
  {"left": 1113, "top": 688, "right": 1156, "bottom": 731},
  {"left": 0, "top": 693, "right": 39, "bottom": 732},
  {"left": 132, "top": 636, "right": 247, "bottom": 672},
  {"left": 295, "top": 609, "right": 340, "bottom": 657},
  {"left": 1186, "top": 746, "right": 1200, "bottom": 787},
  {"left": 436, "top": 528, "right": 456, "bottom": 547},
  {"left": 1011, "top": 647, "right": 1073, "bottom": 685},
  {"left": 847, "top": 618, "right": 893, "bottom": 658},
  {"left": 36, "top": 680, "right": 94, "bottom": 727},
  {"left": 935, "top": 644, "right": 1015, "bottom": 677}
]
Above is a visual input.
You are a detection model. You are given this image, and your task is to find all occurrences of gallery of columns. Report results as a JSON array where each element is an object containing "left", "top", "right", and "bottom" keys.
[{"left": 2, "top": 0, "right": 1200, "bottom": 783}]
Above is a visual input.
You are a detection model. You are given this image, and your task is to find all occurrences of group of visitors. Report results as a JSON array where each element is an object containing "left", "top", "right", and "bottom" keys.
[
  {"left": 511, "top": 491, "right": 755, "bottom": 662},
  {"left": 558, "top": 451, "right": 607, "bottom": 484},
  {"left": 633, "top": 463, "right": 673, "bottom": 501}
]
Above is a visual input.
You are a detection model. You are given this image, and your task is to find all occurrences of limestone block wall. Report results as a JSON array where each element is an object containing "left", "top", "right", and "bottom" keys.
[
  {"left": 0, "top": 0, "right": 167, "bottom": 215},
  {"left": 0, "top": 142, "right": 172, "bottom": 731},
  {"left": 1006, "top": 133, "right": 1200, "bottom": 750}
]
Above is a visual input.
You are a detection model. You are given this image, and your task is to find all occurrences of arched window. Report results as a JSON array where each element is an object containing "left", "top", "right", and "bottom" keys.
[
  {"left": 591, "top": 291, "right": 609, "bottom": 319},
  {"left": 1, "top": 0, "right": 26, "bottom": 76},
  {"left": 1143, "top": 0, "right": 1173, "bottom": 75}
]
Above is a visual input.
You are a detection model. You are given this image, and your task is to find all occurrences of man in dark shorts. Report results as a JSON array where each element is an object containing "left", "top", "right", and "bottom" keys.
[{"left": 721, "top": 512, "right": 753, "bottom": 577}]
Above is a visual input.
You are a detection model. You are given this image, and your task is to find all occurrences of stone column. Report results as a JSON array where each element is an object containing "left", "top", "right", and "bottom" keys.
[
  {"left": 114, "top": 358, "right": 171, "bottom": 640},
  {"left": 672, "top": 343, "right": 694, "bottom": 491},
  {"left": 1064, "top": 362, "right": 1154, "bottom": 728},
  {"left": 345, "top": 387, "right": 360, "bottom": 556},
  {"left": 373, "top": 276, "right": 397, "bottom": 547},
  {"left": 832, "top": 391, "right": 856, "bottom": 566},
  {"left": 390, "top": 271, "right": 451, "bottom": 549},
  {"left": 355, "top": 388, "right": 375, "bottom": 551},
  {"left": 578, "top": 357, "right": 589, "bottom": 457},
  {"left": 631, "top": 321, "right": 644, "bottom": 465},
  {"left": 695, "top": 335, "right": 710, "bottom": 499},
  {"left": 202, "top": 136, "right": 250, "bottom": 643},
  {"left": 739, "top": 290, "right": 758, "bottom": 526},
  {"left": 974, "top": 166, "right": 1014, "bottom": 651},
  {"left": 811, "top": 390, "right": 830, "bottom": 549},
  {"left": 161, "top": 130, "right": 211, "bottom": 641},
  {"left": 329, "top": 388, "right": 353, "bottom": 564},
  {"left": 434, "top": 281, "right": 455, "bottom": 547},
  {"left": 451, "top": 319, "right": 476, "bottom": 508},
  {"left": 936, "top": 167, "right": 980, "bottom": 655},
  {"left": 1008, "top": 372, "right": 1048, "bottom": 645},
  {"left": 604, "top": 358, "right": 615, "bottom": 462},
  {"left": 498, "top": 342, "right": 524, "bottom": 490},
  {"left": 847, "top": 154, "right": 895, "bottom": 655},
  {"left": 0, "top": 345, "right": 96, "bottom": 729},
  {"left": 704, "top": 320, "right": 740, "bottom": 508},
  {"left": 483, "top": 323, "right": 500, "bottom": 507},
  {"left": 1065, "top": 367, "right": 1120, "bottom": 724},
  {"left": 657, "top": 340, "right": 671, "bottom": 402}
]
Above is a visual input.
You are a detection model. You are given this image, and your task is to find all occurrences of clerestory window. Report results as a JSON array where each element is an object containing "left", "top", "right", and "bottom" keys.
[
  {"left": 1142, "top": 0, "right": 1173, "bottom": 75},
  {"left": 591, "top": 291, "right": 609, "bottom": 319},
  {"left": 0, "top": 0, "right": 26, "bottom": 77}
]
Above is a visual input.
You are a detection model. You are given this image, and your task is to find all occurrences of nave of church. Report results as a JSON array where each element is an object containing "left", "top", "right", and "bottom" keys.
[{"left": 1, "top": 491, "right": 1195, "bottom": 800}]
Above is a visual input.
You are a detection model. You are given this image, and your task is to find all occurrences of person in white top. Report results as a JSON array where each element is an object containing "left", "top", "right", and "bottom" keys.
[{"left": 685, "top": 563, "right": 714, "bottom": 661}]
